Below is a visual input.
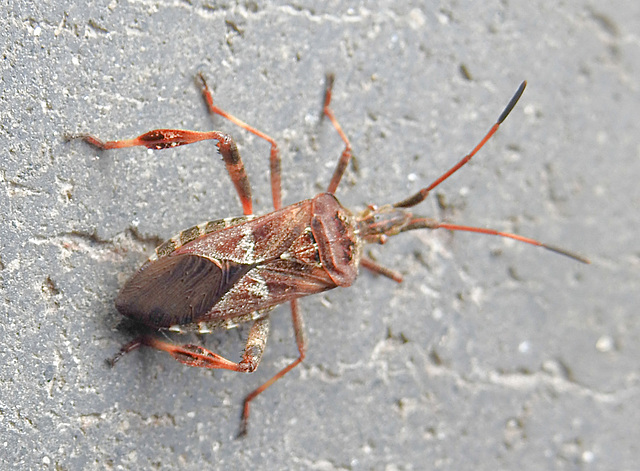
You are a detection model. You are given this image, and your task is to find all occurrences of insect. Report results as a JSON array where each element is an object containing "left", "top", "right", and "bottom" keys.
[{"left": 73, "top": 74, "right": 588, "bottom": 436}]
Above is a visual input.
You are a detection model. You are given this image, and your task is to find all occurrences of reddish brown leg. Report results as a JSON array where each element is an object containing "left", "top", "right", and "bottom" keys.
[
  {"left": 196, "top": 73, "right": 283, "bottom": 211},
  {"left": 197, "top": 74, "right": 315, "bottom": 435},
  {"left": 106, "top": 337, "right": 145, "bottom": 367},
  {"left": 322, "top": 76, "right": 410, "bottom": 281},
  {"left": 109, "top": 316, "right": 271, "bottom": 372},
  {"left": 239, "top": 298, "right": 307, "bottom": 437},
  {"left": 322, "top": 74, "right": 353, "bottom": 194},
  {"left": 197, "top": 75, "right": 310, "bottom": 436},
  {"left": 360, "top": 256, "right": 404, "bottom": 283},
  {"left": 72, "top": 129, "right": 254, "bottom": 216}
]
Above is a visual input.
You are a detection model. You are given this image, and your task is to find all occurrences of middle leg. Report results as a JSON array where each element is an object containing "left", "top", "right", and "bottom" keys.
[{"left": 239, "top": 298, "right": 307, "bottom": 436}]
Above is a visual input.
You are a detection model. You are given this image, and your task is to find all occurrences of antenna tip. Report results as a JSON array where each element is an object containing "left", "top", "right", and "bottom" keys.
[{"left": 544, "top": 244, "right": 591, "bottom": 264}]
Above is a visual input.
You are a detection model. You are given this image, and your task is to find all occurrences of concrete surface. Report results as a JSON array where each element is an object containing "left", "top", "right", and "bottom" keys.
[{"left": 1, "top": 1, "right": 638, "bottom": 469}]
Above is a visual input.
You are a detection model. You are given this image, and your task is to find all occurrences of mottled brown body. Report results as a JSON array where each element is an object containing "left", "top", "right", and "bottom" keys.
[
  {"left": 116, "top": 193, "right": 361, "bottom": 331},
  {"left": 73, "top": 75, "right": 587, "bottom": 436}
]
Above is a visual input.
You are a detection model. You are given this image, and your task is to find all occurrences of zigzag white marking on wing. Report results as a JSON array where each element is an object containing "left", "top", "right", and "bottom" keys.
[
  {"left": 246, "top": 270, "right": 269, "bottom": 298},
  {"left": 238, "top": 224, "right": 256, "bottom": 264}
]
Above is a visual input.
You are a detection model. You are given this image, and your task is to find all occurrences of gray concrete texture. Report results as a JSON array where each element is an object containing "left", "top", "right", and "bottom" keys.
[{"left": 1, "top": 1, "right": 638, "bottom": 469}]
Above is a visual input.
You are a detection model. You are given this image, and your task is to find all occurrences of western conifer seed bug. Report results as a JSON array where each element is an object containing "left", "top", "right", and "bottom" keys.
[{"left": 72, "top": 74, "right": 589, "bottom": 436}]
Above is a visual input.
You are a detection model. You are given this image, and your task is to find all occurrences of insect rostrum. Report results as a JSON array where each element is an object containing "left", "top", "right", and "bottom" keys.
[{"left": 73, "top": 74, "right": 588, "bottom": 437}]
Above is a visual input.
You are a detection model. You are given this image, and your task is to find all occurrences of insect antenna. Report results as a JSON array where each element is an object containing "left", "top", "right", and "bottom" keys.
[
  {"left": 401, "top": 217, "right": 590, "bottom": 264},
  {"left": 391, "top": 81, "right": 589, "bottom": 264},
  {"left": 394, "top": 81, "right": 527, "bottom": 209}
]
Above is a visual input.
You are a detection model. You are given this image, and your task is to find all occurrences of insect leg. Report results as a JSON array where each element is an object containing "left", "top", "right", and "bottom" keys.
[
  {"left": 196, "top": 73, "right": 283, "bottom": 211},
  {"left": 69, "top": 130, "right": 254, "bottom": 216},
  {"left": 108, "top": 316, "right": 270, "bottom": 371},
  {"left": 239, "top": 299, "right": 307, "bottom": 437},
  {"left": 197, "top": 75, "right": 315, "bottom": 433},
  {"left": 322, "top": 74, "right": 353, "bottom": 194},
  {"left": 360, "top": 256, "right": 404, "bottom": 283}
]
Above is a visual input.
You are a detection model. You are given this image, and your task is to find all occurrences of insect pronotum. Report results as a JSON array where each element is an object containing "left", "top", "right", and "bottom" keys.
[{"left": 73, "top": 74, "right": 589, "bottom": 436}]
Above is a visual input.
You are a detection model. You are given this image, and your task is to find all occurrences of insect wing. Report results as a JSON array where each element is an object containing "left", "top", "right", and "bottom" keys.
[
  {"left": 176, "top": 200, "right": 312, "bottom": 264},
  {"left": 174, "top": 200, "right": 339, "bottom": 322},
  {"left": 116, "top": 253, "right": 255, "bottom": 328}
]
